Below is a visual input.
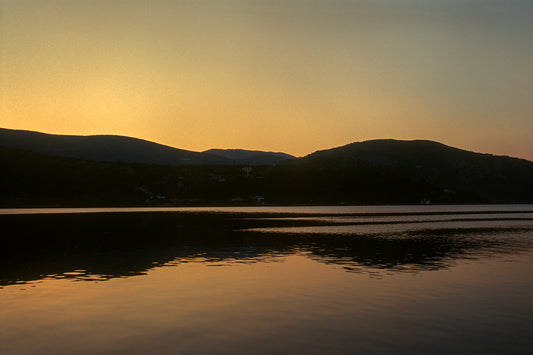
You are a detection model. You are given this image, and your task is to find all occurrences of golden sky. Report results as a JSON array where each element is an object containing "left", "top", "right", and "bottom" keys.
[{"left": 1, "top": 0, "right": 532, "bottom": 159}]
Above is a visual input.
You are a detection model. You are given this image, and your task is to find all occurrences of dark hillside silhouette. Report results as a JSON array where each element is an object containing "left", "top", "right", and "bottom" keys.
[
  {"left": 204, "top": 149, "right": 295, "bottom": 165},
  {"left": 0, "top": 128, "right": 295, "bottom": 166},
  {"left": 266, "top": 139, "right": 533, "bottom": 204},
  {"left": 1, "top": 131, "right": 533, "bottom": 206},
  {"left": 0, "top": 128, "right": 228, "bottom": 165}
]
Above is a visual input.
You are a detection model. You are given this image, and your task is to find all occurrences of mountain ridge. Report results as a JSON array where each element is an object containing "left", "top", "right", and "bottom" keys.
[
  {"left": 2, "top": 128, "right": 530, "bottom": 165},
  {"left": 204, "top": 149, "right": 295, "bottom": 165},
  {"left": 0, "top": 128, "right": 294, "bottom": 166},
  {"left": 298, "top": 138, "right": 530, "bottom": 167},
  {"left": 2, "top": 128, "right": 533, "bottom": 206},
  {"left": 270, "top": 139, "right": 533, "bottom": 204}
]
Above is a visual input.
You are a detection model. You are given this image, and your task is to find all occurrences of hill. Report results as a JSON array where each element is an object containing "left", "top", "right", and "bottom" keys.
[
  {"left": 265, "top": 139, "right": 533, "bottom": 204},
  {"left": 204, "top": 149, "right": 295, "bottom": 165},
  {"left": 0, "top": 128, "right": 230, "bottom": 165},
  {"left": 0, "top": 145, "right": 275, "bottom": 207},
  {"left": 1, "top": 134, "right": 533, "bottom": 206},
  {"left": 0, "top": 128, "right": 297, "bottom": 166}
]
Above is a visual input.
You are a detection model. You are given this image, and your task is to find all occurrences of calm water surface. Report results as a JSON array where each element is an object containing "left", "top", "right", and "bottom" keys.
[{"left": 1, "top": 205, "right": 533, "bottom": 354}]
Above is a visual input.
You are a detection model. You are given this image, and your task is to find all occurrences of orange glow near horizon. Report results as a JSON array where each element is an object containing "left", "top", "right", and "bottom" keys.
[{"left": 1, "top": 0, "right": 532, "bottom": 160}]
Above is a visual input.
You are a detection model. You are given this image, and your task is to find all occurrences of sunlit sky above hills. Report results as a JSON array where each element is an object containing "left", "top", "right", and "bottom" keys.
[{"left": 1, "top": 0, "right": 532, "bottom": 159}]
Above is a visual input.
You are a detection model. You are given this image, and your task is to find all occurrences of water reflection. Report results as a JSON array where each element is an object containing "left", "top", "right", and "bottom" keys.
[
  {"left": 2, "top": 211, "right": 533, "bottom": 287},
  {"left": 299, "top": 229, "right": 533, "bottom": 274},
  {"left": 1, "top": 245, "right": 289, "bottom": 287}
]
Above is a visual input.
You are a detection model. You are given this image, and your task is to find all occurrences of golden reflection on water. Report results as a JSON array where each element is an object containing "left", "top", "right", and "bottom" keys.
[
  {"left": 2, "top": 208, "right": 533, "bottom": 353},
  {"left": 2, "top": 251, "right": 533, "bottom": 354}
]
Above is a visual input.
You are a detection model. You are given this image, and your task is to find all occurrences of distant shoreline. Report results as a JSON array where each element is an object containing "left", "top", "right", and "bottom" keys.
[{"left": 2, "top": 204, "right": 533, "bottom": 216}]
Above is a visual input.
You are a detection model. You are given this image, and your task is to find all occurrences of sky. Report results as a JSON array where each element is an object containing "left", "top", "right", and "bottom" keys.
[{"left": 1, "top": 0, "right": 532, "bottom": 159}]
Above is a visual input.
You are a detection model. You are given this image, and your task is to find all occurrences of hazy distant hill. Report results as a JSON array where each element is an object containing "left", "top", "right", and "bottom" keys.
[
  {"left": 204, "top": 149, "right": 295, "bottom": 165},
  {"left": 266, "top": 139, "right": 533, "bottom": 204}
]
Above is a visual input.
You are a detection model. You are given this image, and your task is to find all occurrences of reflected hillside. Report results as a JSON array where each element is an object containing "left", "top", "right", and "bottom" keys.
[
  {"left": 291, "top": 229, "right": 533, "bottom": 274},
  {"left": 0, "top": 244, "right": 288, "bottom": 287},
  {"left": 2, "top": 211, "right": 533, "bottom": 286}
]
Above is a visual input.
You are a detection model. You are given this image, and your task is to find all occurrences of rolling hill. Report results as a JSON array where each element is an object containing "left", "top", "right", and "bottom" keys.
[
  {"left": 0, "top": 128, "right": 294, "bottom": 166},
  {"left": 266, "top": 139, "right": 533, "bottom": 204},
  {"left": 0, "top": 128, "right": 227, "bottom": 165},
  {"left": 2, "top": 130, "right": 533, "bottom": 206},
  {"left": 204, "top": 149, "right": 295, "bottom": 165}
]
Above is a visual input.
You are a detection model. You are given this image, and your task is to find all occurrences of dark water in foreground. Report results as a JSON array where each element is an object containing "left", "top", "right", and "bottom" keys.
[{"left": 1, "top": 205, "right": 533, "bottom": 354}]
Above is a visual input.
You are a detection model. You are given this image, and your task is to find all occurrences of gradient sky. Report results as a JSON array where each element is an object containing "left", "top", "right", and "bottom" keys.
[{"left": 1, "top": 0, "right": 532, "bottom": 159}]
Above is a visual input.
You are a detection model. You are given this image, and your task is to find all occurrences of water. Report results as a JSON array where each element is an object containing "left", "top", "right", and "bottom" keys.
[{"left": 1, "top": 205, "right": 533, "bottom": 354}]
